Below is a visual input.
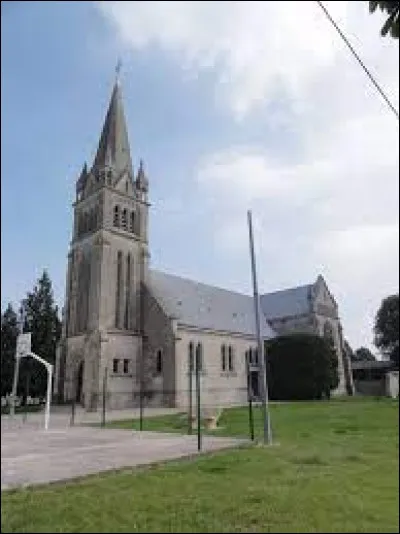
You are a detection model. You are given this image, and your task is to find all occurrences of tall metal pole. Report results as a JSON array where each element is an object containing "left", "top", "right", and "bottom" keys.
[
  {"left": 10, "top": 308, "right": 25, "bottom": 417},
  {"left": 247, "top": 210, "right": 272, "bottom": 445}
]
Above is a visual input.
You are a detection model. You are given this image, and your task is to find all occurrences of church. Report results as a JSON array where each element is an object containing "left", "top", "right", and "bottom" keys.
[{"left": 54, "top": 76, "right": 354, "bottom": 411}]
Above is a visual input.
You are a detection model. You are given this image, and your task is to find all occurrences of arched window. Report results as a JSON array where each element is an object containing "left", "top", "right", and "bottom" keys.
[
  {"left": 188, "top": 342, "right": 194, "bottom": 373},
  {"left": 156, "top": 349, "right": 163, "bottom": 374},
  {"left": 89, "top": 209, "right": 95, "bottom": 231},
  {"left": 196, "top": 342, "right": 203, "bottom": 372},
  {"left": 221, "top": 344, "right": 227, "bottom": 371},
  {"left": 115, "top": 251, "right": 122, "bottom": 328},
  {"left": 228, "top": 345, "right": 234, "bottom": 371},
  {"left": 122, "top": 208, "right": 127, "bottom": 230},
  {"left": 130, "top": 211, "right": 135, "bottom": 233},
  {"left": 113, "top": 205, "right": 120, "bottom": 228},
  {"left": 124, "top": 253, "right": 131, "bottom": 330},
  {"left": 254, "top": 348, "right": 259, "bottom": 366},
  {"left": 125, "top": 181, "right": 129, "bottom": 193}
]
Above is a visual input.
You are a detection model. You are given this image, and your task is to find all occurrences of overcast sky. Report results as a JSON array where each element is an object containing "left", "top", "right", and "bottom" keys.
[{"left": 1, "top": 1, "right": 398, "bottom": 354}]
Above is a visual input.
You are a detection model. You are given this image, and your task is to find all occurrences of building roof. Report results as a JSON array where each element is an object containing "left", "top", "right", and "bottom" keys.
[
  {"left": 149, "top": 270, "right": 276, "bottom": 339},
  {"left": 260, "top": 284, "right": 312, "bottom": 320}
]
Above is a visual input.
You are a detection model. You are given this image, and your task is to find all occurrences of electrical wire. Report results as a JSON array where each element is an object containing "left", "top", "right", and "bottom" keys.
[{"left": 316, "top": 0, "right": 399, "bottom": 120}]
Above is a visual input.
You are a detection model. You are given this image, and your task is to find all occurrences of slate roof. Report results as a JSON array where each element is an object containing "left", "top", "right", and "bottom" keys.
[
  {"left": 260, "top": 284, "right": 312, "bottom": 320},
  {"left": 92, "top": 81, "right": 133, "bottom": 177},
  {"left": 149, "top": 270, "right": 276, "bottom": 339}
]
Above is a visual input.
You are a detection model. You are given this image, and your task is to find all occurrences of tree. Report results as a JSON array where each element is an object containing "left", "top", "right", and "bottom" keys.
[
  {"left": 374, "top": 294, "right": 399, "bottom": 366},
  {"left": 369, "top": 1, "right": 399, "bottom": 38},
  {"left": 20, "top": 270, "right": 62, "bottom": 397},
  {"left": 1, "top": 304, "right": 19, "bottom": 396},
  {"left": 353, "top": 347, "right": 376, "bottom": 362},
  {"left": 265, "top": 334, "right": 339, "bottom": 401}
]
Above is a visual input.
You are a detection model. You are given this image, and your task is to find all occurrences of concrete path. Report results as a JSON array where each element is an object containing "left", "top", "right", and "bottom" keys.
[{"left": 1, "top": 425, "right": 245, "bottom": 491}]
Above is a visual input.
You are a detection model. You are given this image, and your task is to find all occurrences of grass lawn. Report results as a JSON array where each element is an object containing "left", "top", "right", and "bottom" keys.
[{"left": 2, "top": 399, "right": 398, "bottom": 533}]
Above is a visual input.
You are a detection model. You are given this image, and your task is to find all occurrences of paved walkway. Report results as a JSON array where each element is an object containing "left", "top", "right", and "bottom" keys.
[{"left": 1, "top": 425, "right": 245, "bottom": 491}]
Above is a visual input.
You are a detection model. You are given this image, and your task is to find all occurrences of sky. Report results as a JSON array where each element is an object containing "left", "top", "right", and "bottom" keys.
[{"left": 1, "top": 1, "right": 399, "bottom": 355}]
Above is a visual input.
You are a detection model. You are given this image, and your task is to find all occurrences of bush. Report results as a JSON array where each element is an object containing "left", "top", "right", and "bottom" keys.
[{"left": 265, "top": 334, "right": 339, "bottom": 400}]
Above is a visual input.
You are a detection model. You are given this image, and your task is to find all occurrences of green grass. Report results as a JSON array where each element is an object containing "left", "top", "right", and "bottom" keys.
[{"left": 2, "top": 399, "right": 399, "bottom": 533}]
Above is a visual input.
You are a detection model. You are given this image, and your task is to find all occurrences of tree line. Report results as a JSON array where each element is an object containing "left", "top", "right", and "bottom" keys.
[{"left": 1, "top": 271, "right": 61, "bottom": 398}]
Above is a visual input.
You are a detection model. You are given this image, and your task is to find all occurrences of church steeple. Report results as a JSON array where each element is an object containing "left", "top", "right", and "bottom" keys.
[{"left": 92, "top": 77, "right": 133, "bottom": 180}]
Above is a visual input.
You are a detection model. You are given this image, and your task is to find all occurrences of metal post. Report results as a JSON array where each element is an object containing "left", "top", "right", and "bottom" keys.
[
  {"left": 246, "top": 354, "right": 255, "bottom": 441},
  {"left": 23, "top": 368, "right": 30, "bottom": 424},
  {"left": 196, "top": 343, "right": 202, "bottom": 452},
  {"left": 10, "top": 309, "right": 25, "bottom": 418},
  {"left": 139, "top": 361, "right": 144, "bottom": 431},
  {"left": 247, "top": 210, "right": 272, "bottom": 445},
  {"left": 70, "top": 369, "right": 77, "bottom": 426},
  {"left": 44, "top": 364, "right": 53, "bottom": 431},
  {"left": 101, "top": 368, "right": 107, "bottom": 428},
  {"left": 188, "top": 344, "right": 193, "bottom": 435},
  {"left": 10, "top": 357, "right": 20, "bottom": 417}
]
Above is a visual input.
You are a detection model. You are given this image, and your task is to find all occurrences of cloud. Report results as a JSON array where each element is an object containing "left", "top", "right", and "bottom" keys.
[{"left": 96, "top": 0, "right": 399, "bottom": 351}]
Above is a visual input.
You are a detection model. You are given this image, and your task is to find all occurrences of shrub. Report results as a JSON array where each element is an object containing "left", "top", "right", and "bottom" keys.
[{"left": 265, "top": 333, "right": 339, "bottom": 400}]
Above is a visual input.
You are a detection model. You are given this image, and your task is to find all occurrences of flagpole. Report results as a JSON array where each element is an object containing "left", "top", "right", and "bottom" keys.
[{"left": 247, "top": 210, "right": 272, "bottom": 445}]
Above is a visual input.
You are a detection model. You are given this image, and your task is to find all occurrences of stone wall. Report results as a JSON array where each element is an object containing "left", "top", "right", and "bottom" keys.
[{"left": 175, "top": 328, "right": 257, "bottom": 410}]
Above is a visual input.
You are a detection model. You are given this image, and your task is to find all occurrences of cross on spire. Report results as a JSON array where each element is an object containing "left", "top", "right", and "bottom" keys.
[{"left": 115, "top": 58, "right": 122, "bottom": 84}]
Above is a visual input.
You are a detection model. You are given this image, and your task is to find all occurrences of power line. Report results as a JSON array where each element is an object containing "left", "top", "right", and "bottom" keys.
[{"left": 316, "top": 0, "right": 399, "bottom": 120}]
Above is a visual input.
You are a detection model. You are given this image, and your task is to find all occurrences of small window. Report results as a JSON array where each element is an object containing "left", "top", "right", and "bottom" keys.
[
  {"left": 228, "top": 346, "right": 234, "bottom": 371},
  {"left": 156, "top": 349, "right": 163, "bottom": 374},
  {"left": 113, "top": 205, "right": 120, "bottom": 227},
  {"left": 125, "top": 181, "right": 129, "bottom": 193},
  {"left": 113, "top": 359, "right": 119, "bottom": 374},
  {"left": 130, "top": 212, "right": 135, "bottom": 233},
  {"left": 221, "top": 345, "right": 226, "bottom": 371},
  {"left": 122, "top": 208, "right": 127, "bottom": 230},
  {"left": 123, "top": 359, "right": 129, "bottom": 374}
]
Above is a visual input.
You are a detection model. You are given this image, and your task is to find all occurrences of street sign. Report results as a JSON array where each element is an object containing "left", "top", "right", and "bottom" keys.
[{"left": 16, "top": 332, "right": 31, "bottom": 357}]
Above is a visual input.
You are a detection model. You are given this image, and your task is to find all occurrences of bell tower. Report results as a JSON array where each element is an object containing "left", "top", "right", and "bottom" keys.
[{"left": 55, "top": 73, "right": 150, "bottom": 410}]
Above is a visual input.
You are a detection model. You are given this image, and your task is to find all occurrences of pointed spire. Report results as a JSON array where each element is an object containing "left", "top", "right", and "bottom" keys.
[
  {"left": 77, "top": 162, "right": 88, "bottom": 191},
  {"left": 136, "top": 158, "right": 149, "bottom": 192},
  {"left": 92, "top": 75, "right": 133, "bottom": 179}
]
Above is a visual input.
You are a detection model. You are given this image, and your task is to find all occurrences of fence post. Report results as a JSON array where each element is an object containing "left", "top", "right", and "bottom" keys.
[
  {"left": 246, "top": 355, "right": 255, "bottom": 441},
  {"left": 196, "top": 343, "right": 202, "bottom": 452},
  {"left": 23, "top": 370, "right": 30, "bottom": 424},
  {"left": 188, "top": 344, "right": 193, "bottom": 435},
  {"left": 139, "top": 374, "right": 144, "bottom": 432},
  {"left": 101, "top": 368, "right": 107, "bottom": 428},
  {"left": 70, "top": 368, "right": 78, "bottom": 426}
]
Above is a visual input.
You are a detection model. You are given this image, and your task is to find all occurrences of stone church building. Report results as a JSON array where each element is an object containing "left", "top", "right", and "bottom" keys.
[{"left": 54, "top": 78, "right": 354, "bottom": 411}]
